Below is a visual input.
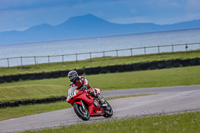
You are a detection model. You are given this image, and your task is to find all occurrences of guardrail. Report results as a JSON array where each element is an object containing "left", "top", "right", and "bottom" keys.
[{"left": 0, "top": 42, "right": 200, "bottom": 67}]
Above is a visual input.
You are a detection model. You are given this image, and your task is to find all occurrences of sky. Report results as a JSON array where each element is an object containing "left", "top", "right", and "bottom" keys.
[{"left": 0, "top": 0, "right": 200, "bottom": 32}]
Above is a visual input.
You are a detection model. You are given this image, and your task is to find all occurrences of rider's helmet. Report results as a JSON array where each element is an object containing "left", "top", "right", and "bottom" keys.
[{"left": 68, "top": 70, "right": 78, "bottom": 82}]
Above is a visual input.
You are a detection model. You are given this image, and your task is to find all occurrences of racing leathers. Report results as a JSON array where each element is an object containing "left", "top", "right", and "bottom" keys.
[{"left": 69, "top": 76, "right": 106, "bottom": 105}]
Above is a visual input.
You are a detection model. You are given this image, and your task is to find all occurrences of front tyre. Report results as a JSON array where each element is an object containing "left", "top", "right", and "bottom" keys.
[
  {"left": 74, "top": 103, "right": 90, "bottom": 121},
  {"left": 103, "top": 102, "right": 113, "bottom": 118}
]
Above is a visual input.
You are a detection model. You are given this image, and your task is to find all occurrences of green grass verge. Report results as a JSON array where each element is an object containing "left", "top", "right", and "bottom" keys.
[
  {"left": 0, "top": 94, "right": 148, "bottom": 121},
  {"left": 0, "top": 50, "right": 200, "bottom": 76},
  {"left": 0, "top": 85, "right": 66, "bottom": 102},
  {"left": 0, "top": 66, "right": 200, "bottom": 102},
  {"left": 0, "top": 101, "right": 71, "bottom": 121},
  {"left": 23, "top": 111, "right": 200, "bottom": 133}
]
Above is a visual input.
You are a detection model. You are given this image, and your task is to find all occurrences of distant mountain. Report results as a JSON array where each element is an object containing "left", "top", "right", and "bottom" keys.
[{"left": 0, "top": 14, "right": 200, "bottom": 45}]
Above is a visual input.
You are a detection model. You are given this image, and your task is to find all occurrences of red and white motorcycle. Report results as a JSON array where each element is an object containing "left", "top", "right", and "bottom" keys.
[{"left": 67, "top": 86, "right": 113, "bottom": 121}]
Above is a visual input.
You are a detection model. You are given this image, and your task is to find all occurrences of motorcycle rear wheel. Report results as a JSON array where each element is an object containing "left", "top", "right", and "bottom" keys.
[
  {"left": 103, "top": 102, "right": 113, "bottom": 118},
  {"left": 74, "top": 103, "right": 90, "bottom": 121}
]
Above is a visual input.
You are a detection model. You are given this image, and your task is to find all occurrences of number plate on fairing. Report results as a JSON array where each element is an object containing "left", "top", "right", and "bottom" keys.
[{"left": 68, "top": 92, "right": 76, "bottom": 99}]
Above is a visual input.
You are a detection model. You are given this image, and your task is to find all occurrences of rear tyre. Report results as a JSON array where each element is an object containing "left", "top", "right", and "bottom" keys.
[
  {"left": 103, "top": 102, "right": 113, "bottom": 118},
  {"left": 74, "top": 103, "right": 90, "bottom": 121}
]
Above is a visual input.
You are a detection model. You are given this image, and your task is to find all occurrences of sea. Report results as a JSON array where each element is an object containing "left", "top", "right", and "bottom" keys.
[{"left": 0, "top": 29, "right": 200, "bottom": 67}]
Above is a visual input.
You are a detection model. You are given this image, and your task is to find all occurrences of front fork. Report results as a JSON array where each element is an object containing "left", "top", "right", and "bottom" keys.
[{"left": 80, "top": 100, "right": 86, "bottom": 111}]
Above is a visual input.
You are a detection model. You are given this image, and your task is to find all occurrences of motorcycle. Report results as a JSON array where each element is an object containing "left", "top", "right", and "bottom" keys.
[{"left": 67, "top": 86, "right": 113, "bottom": 121}]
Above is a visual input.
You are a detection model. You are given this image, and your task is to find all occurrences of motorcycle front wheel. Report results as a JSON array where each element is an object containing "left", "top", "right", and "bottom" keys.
[{"left": 74, "top": 103, "right": 90, "bottom": 121}]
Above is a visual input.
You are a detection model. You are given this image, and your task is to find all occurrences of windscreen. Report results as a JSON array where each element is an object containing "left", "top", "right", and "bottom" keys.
[{"left": 68, "top": 86, "right": 77, "bottom": 96}]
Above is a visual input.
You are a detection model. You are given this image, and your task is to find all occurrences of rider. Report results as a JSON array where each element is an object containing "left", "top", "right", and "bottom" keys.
[{"left": 67, "top": 70, "right": 107, "bottom": 107}]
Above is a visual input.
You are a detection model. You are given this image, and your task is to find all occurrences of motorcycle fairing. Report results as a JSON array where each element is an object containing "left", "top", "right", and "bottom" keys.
[{"left": 67, "top": 88, "right": 105, "bottom": 116}]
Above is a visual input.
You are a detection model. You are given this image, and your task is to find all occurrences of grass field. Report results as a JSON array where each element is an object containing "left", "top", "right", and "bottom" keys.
[
  {"left": 0, "top": 94, "right": 148, "bottom": 121},
  {"left": 0, "top": 65, "right": 200, "bottom": 102},
  {"left": 23, "top": 111, "right": 200, "bottom": 133},
  {"left": 0, "top": 50, "right": 200, "bottom": 76}
]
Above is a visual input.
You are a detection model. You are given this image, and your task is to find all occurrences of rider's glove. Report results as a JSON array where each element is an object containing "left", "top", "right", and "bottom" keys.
[{"left": 80, "top": 85, "right": 87, "bottom": 91}]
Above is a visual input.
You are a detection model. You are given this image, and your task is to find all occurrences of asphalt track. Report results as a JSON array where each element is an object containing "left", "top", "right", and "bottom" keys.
[{"left": 0, "top": 85, "right": 200, "bottom": 133}]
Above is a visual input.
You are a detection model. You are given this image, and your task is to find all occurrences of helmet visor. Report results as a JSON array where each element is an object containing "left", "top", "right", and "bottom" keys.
[
  {"left": 69, "top": 76, "right": 73, "bottom": 80},
  {"left": 69, "top": 75, "right": 75, "bottom": 82}
]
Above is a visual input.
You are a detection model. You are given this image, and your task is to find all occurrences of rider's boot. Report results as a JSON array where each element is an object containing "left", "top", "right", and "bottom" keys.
[
  {"left": 97, "top": 95, "right": 107, "bottom": 107},
  {"left": 93, "top": 91, "right": 107, "bottom": 107}
]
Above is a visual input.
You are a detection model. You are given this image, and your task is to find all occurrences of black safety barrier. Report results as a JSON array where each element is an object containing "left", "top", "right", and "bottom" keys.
[
  {"left": 35, "top": 73, "right": 44, "bottom": 80},
  {"left": 4, "top": 76, "right": 12, "bottom": 82},
  {"left": 198, "top": 58, "right": 200, "bottom": 65},
  {"left": 100, "top": 66, "right": 109, "bottom": 73},
  {"left": 149, "top": 61, "right": 157, "bottom": 70},
  {"left": 0, "top": 96, "right": 67, "bottom": 108},
  {"left": 181, "top": 59, "right": 190, "bottom": 67},
  {"left": 51, "top": 71, "right": 60, "bottom": 78},
  {"left": 43, "top": 72, "right": 52, "bottom": 79},
  {"left": 117, "top": 65, "right": 125, "bottom": 72},
  {"left": 11, "top": 75, "right": 20, "bottom": 81},
  {"left": 0, "top": 76, "right": 4, "bottom": 83},
  {"left": 28, "top": 73, "right": 36, "bottom": 80},
  {"left": 190, "top": 58, "right": 198, "bottom": 66},
  {"left": 60, "top": 70, "right": 69, "bottom": 77},
  {"left": 108, "top": 65, "right": 118, "bottom": 73},
  {"left": 172, "top": 59, "right": 181, "bottom": 67},
  {"left": 76, "top": 69, "right": 84, "bottom": 75},
  {"left": 124, "top": 64, "right": 134, "bottom": 71},
  {"left": 19, "top": 74, "right": 29, "bottom": 80},
  {"left": 0, "top": 57, "right": 200, "bottom": 84},
  {"left": 85, "top": 68, "right": 93, "bottom": 75},
  {"left": 92, "top": 67, "right": 101, "bottom": 74},
  {"left": 140, "top": 62, "right": 149, "bottom": 70},
  {"left": 157, "top": 61, "right": 166, "bottom": 69},
  {"left": 133, "top": 63, "right": 141, "bottom": 71},
  {"left": 165, "top": 60, "right": 173, "bottom": 68}
]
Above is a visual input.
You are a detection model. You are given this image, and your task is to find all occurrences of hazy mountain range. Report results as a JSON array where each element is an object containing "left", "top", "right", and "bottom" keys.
[{"left": 0, "top": 14, "right": 200, "bottom": 45}]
